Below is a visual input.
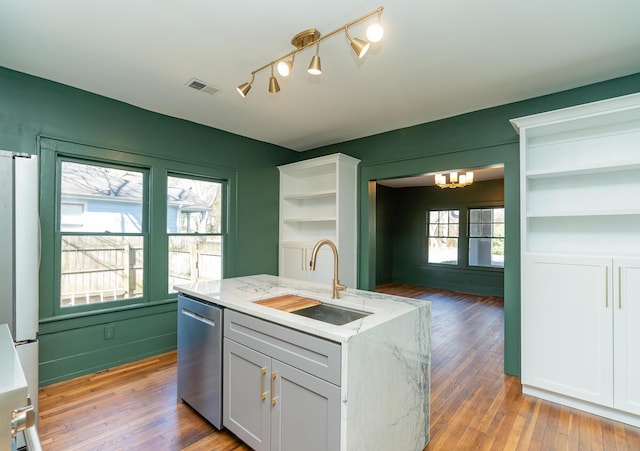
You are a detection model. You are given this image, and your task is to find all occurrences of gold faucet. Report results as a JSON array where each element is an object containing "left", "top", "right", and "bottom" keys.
[{"left": 309, "top": 239, "right": 346, "bottom": 299}]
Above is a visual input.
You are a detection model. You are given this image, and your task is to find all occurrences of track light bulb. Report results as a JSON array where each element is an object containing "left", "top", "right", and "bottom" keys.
[
  {"left": 277, "top": 60, "right": 293, "bottom": 77},
  {"left": 366, "top": 22, "right": 384, "bottom": 42}
]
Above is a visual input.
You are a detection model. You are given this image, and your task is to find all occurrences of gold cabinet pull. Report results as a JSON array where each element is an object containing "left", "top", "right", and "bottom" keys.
[
  {"left": 618, "top": 266, "right": 622, "bottom": 309},
  {"left": 605, "top": 266, "right": 609, "bottom": 308},
  {"left": 271, "top": 371, "right": 278, "bottom": 406},
  {"left": 260, "top": 367, "right": 267, "bottom": 400}
]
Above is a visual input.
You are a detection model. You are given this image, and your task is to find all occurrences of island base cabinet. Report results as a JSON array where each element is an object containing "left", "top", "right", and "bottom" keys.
[
  {"left": 224, "top": 338, "right": 271, "bottom": 451},
  {"left": 223, "top": 310, "right": 342, "bottom": 450},
  {"left": 271, "top": 359, "right": 340, "bottom": 451}
]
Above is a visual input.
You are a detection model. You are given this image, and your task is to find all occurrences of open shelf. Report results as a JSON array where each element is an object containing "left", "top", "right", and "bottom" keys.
[
  {"left": 526, "top": 167, "right": 640, "bottom": 219},
  {"left": 278, "top": 153, "right": 360, "bottom": 287},
  {"left": 515, "top": 93, "right": 640, "bottom": 256},
  {"left": 526, "top": 215, "right": 640, "bottom": 255},
  {"left": 526, "top": 161, "right": 640, "bottom": 179},
  {"left": 282, "top": 190, "right": 337, "bottom": 201},
  {"left": 524, "top": 127, "right": 640, "bottom": 175},
  {"left": 527, "top": 210, "right": 640, "bottom": 218},
  {"left": 282, "top": 218, "right": 337, "bottom": 224}
]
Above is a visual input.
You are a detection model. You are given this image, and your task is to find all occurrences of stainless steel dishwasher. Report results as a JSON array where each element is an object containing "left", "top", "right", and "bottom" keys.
[{"left": 177, "top": 294, "right": 223, "bottom": 429}]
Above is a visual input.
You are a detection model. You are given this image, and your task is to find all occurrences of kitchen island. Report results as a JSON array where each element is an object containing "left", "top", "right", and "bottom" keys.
[{"left": 176, "top": 274, "right": 430, "bottom": 451}]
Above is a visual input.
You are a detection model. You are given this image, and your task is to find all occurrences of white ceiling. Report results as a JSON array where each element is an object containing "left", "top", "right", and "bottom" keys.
[{"left": 1, "top": 1, "right": 639, "bottom": 152}]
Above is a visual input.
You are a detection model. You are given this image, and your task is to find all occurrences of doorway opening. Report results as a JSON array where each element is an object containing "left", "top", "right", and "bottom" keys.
[{"left": 372, "top": 165, "right": 505, "bottom": 296}]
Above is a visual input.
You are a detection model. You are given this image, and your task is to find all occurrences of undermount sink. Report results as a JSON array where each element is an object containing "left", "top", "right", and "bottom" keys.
[
  {"left": 289, "top": 302, "right": 370, "bottom": 325},
  {"left": 254, "top": 294, "right": 371, "bottom": 326}
]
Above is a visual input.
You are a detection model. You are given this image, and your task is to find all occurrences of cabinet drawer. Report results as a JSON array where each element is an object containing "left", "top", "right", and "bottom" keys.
[{"left": 225, "top": 310, "right": 341, "bottom": 386}]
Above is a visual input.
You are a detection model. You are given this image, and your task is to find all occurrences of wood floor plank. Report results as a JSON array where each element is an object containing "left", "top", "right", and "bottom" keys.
[{"left": 37, "top": 285, "right": 640, "bottom": 450}]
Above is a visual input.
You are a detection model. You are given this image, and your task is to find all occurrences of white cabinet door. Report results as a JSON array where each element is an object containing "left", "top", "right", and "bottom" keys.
[
  {"left": 280, "top": 244, "right": 335, "bottom": 287},
  {"left": 270, "top": 360, "right": 341, "bottom": 451},
  {"left": 280, "top": 245, "right": 308, "bottom": 281},
  {"left": 223, "top": 339, "right": 271, "bottom": 451},
  {"left": 523, "top": 254, "right": 613, "bottom": 406},
  {"left": 614, "top": 258, "right": 640, "bottom": 415}
]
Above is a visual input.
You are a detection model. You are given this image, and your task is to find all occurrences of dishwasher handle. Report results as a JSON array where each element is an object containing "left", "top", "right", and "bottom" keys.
[{"left": 181, "top": 307, "right": 217, "bottom": 327}]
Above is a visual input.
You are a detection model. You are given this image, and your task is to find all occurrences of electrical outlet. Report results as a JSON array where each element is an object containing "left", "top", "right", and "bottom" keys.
[{"left": 104, "top": 324, "right": 115, "bottom": 340}]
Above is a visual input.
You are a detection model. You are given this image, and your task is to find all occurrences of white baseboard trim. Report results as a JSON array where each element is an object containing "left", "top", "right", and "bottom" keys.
[{"left": 522, "top": 385, "right": 640, "bottom": 428}]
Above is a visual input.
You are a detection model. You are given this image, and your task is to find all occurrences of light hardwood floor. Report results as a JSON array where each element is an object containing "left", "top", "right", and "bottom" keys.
[{"left": 37, "top": 286, "right": 640, "bottom": 450}]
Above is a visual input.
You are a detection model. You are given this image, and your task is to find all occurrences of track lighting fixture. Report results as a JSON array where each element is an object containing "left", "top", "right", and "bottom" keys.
[
  {"left": 277, "top": 53, "right": 295, "bottom": 77},
  {"left": 345, "top": 28, "right": 370, "bottom": 58},
  {"left": 236, "top": 6, "right": 384, "bottom": 97},
  {"left": 308, "top": 44, "right": 322, "bottom": 75},
  {"left": 268, "top": 64, "right": 280, "bottom": 93},
  {"left": 236, "top": 73, "right": 254, "bottom": 98}
]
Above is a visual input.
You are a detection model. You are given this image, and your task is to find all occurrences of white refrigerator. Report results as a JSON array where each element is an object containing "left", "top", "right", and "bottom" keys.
[{"left": 0, "top": 151, "right": 40, "bottom": 430}]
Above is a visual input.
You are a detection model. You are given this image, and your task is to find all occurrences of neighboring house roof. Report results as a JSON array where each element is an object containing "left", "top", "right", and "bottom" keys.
[
  {"left": 61, "top": 163, "right": 210, "bottom": 211},
  {"left": 167, "top": 187, "right": 211, "bottom": 212}
]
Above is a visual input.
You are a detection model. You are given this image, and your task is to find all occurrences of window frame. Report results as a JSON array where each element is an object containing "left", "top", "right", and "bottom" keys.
[
  {"left": 426, "top": 209, "right": 460, "bottom": 266},
  {"left": 166, "top": 172, "right": 227, "bottom": 293},
  {"left": 55, "top": 156, "right": 150, "bottom": 313},
  {"left": 424, "top": 203, "right": 505, "bottom": 271},
  {"left": 468, "top": 206, "right": 505, "bottom": 269},
  {"left": 39, "top": 137, "right": 237, "bottom": 320}
]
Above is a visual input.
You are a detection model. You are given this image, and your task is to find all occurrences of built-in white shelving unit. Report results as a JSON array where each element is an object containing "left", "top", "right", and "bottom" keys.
[
  {"left": 514, "top": 94, "right": 640, "bottom": 256},
  {"left": 278, "top": 153, "right": 360, "bottom": 288},
  {"left": 512, "top": 92, "right": 640, "bottom": 427}
]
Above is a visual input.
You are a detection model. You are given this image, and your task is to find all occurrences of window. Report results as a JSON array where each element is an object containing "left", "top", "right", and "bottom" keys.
[
  {"left": 59, "top": 160, "right": 146, "bottom": 307},
  {"left": 469, "top": 207, "right": 504, "bottom": 268},
  {"left": 427, "top": 210, "right": 459, "bottom": 265},
  {"left": 42, "top": 137, "right": 236, "bottom": 316},
  {"left": 167, "top": 175, "right": 224, "bottom": 292}
]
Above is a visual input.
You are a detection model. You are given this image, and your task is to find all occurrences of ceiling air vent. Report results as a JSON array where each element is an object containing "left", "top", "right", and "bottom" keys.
[{"left": 185, "top": 78, "right": 220, "bottom": 96}]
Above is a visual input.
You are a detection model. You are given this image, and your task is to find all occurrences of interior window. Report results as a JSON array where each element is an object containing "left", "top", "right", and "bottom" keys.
[
  {"left": 468, "top": 207, "right": 504, "bottom": 268},
  {"left": 427, "top": 209, "right": 459, "bottom": 265}
]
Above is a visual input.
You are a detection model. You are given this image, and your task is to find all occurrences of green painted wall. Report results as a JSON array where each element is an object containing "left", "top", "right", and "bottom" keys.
[
  {"left": 378, "top": 179, "right": 504, "bottom": 295},
  {"left": 0, "top": 66, "right": 297, "bottom": 385},
  {"left": 303, "top": 72, "right": 640, "bottom": 377},
  {"left": 2, "top": 63, "right": 638, "bottom": 383},
  {"left": 375, "top": 184, "right": 395, "bottom": 285}
]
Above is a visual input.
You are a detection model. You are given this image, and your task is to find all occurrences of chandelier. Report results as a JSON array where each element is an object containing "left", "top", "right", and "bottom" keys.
[
  {"left": 237, "top": 7, "right": 384, "bottom": 97},
  {"left": 435, "top": 171, "right": 474, "bottom": 189}
]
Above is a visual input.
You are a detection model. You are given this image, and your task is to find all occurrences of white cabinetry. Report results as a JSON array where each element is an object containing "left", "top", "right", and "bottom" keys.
[
  {"left": 614, "top": 258, "right": 640, "bottom": 416},
  {"left": 280, "top": 243, "right": 333, "bottom": 285},
  {"left": 278, "top": 154, "right": 359, "bottom": 287},
  {"left": 512, "top": 92, "right": 640, "bottom": 426},
  {"left": 223, "top": 310, "right": 341, "bottom": 451}
]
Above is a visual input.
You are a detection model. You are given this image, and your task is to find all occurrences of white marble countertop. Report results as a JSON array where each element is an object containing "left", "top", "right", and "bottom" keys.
[{"left": 174, "top": 274, "right": 427, "bottom": 343}]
